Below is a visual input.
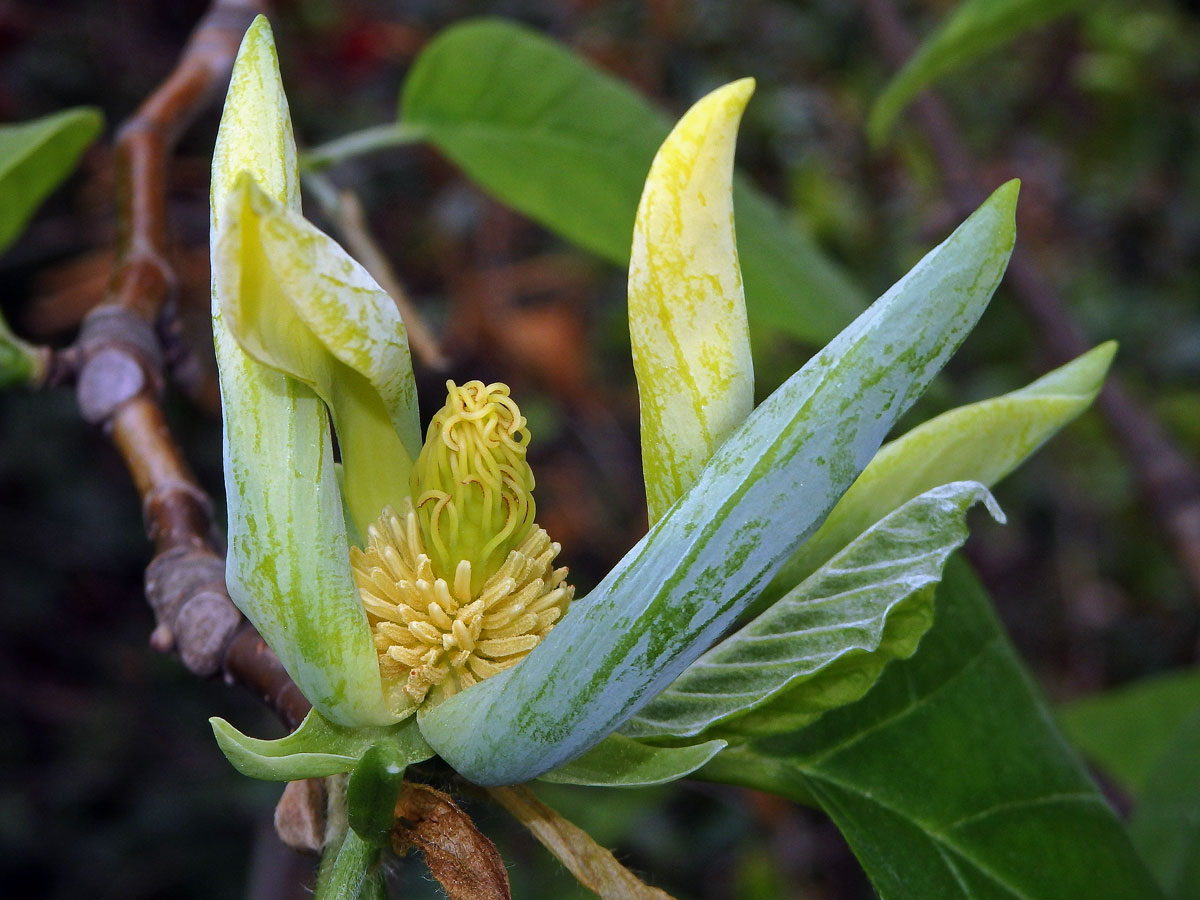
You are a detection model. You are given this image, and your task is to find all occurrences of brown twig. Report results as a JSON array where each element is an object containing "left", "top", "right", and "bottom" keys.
[
  {"left": 304, "top": 171, "right": 449, "bottom": 370},
  {"left": 487, "top": 785, "right": 676, "bottom": 900},
  {"left": 50, "top": 0, "right": 311, "bottom": 729},
  {"left": 862, "top": 0, "right": 1200, "bottom": 600},
  {"left": 15, "top": 3, "right": 541, "bottom": 893}
]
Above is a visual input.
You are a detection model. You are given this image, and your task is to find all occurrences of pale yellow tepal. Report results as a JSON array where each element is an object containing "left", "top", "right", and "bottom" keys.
[{"left": 628, "top": 78, "right": 756, "bottom": 524}]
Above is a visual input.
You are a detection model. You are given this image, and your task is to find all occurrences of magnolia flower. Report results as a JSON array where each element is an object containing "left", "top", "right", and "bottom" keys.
[{"left": 209, "top": 17, "right": 1111, "bottom": 798}]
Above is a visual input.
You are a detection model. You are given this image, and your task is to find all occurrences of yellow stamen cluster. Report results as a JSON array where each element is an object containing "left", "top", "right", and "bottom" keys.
[
  {"left": 410, "top": 381, "right": 536, "bottom": 596},
  {"left": 350, "top": 502, "right": 573, "bottom": 707},
  {"left": 350, "top": 381, "right": 571, "bottom": 709}
]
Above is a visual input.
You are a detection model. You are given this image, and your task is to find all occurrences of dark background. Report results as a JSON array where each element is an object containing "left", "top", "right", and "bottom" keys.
[{"left": 1, "top": 1, "right": 1198, "bottom": 897}]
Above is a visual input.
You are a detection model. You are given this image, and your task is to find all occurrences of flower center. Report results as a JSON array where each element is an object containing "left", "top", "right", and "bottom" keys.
[
  {"left": 350, "top": 502, "right": 573, "bottom": 708},
  {"left": 350, "top": 381, "right": 571, "bottom": 709}
]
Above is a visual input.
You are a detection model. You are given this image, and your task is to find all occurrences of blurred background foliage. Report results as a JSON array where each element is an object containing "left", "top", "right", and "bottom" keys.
[{"left": 1, "top": 0, "right": 1198, "bottom": 898}]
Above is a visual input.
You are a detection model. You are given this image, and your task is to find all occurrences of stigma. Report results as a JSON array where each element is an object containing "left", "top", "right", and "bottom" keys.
[{"left": 409, "top": 380, "right": 538, "bottom": 597}]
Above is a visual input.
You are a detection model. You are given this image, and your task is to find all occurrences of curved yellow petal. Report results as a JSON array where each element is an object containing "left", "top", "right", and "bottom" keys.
[
  {"left": 211, "top": 16, "right": 397, "bottom": 727},
  {"left": 211, "top": 16, "right": 299, "bottom": 219},
  {"left": 628, "top": 78, "right": 756, "bottom": 525},
  {"left": 214, "top": 175, "right": 418, "bottom": 536}
]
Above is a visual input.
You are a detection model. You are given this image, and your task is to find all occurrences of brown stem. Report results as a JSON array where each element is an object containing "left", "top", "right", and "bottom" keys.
[
  {"left": 487, "top": 785, "right": 676, "bottom": 900},
  {"left": 335, "top": 188, "right": 449, "bottom": 371},
  {"left": 225, "top": 623, "right": 313, "bottom": 730},
  {"left": 61, "top": 0, "right": 309, "bottom": 720},
  {"left": 304, "top": 172, "right": 449, "bottom": 371},
  {"left": 862, "top": 0, "right": 1200, "bottom": 599}
]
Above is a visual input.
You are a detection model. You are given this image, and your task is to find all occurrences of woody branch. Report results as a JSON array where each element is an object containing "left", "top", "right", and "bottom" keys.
[{"left": 44, "top": 0, "right": 311, "bottom": 729}]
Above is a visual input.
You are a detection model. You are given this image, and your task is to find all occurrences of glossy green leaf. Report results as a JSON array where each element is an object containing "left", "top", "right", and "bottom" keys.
[
  {"left": 1060, "top": 669, "right": 1200, "bottom": 796},
  {"left": 418, "top": 181, "right": 1017, "bottom": 786},
  {"left": 212, "top": 17, "right": 395, "bottom": 727},
  {"left": 399, "top": 17, "right": 864, "bottom": 347},
  {"left": 210, "top": 709, "right": 432, "bottom": 782},
  {"left": 869, "top": 0, "right": 1086, "bottom": 145},
  {"left": 214, "top": 174, "right": 419, "bottom": 536},
  {"left": 700, "top": 558, "right": 1165, "bottom": 900},
  {"left": 0, "top": 107, "right": 102, "bottom": 253},
  {"left": 1129, "top": 707, "right": 1200, "bottom": 899},
  {"left": 625, "top": 482, "right": 1002, "bottom": 742},
  {"left": 539, "top": 733, "right": 727, "bottom": 788},
  {"left": 629, "top": 78, "right": 755, "bottom": 524},
  {"left": 766, "top": 341, "right": 1114, "bottom": 600}
]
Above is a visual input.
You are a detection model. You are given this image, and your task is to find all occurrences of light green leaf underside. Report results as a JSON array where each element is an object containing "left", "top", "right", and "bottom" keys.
[
  {"left": 399, "top": 17, "right": 864, "bottom": 347},
  {"left": 1060, "top": 668, "right": 1200, "bottom": 796},
  {"left": 630, "top": 78, "right": 755, "bottom": 525},
  {"left": 869, "top": 0, "right": 1086, "bottom": 145},
  {"left": 212, "top": 17, "right": 394, "bottom": 727},
  {"left": 0, "top": 106, "right": 102, "bottom": 253},
  {"left": 1129, "top": 707, "right": 1200, "bottom": 899},
  {"left": 217, "top": 175, "right": 418, "bottom": 536},
  {"left": 210, "top": 709, "right": 432, "bottom": 781},
  {"left": 418, "top": 181, "right": 1017, "bottom": 786},
  {"left": 539, "top": 733, "right": 727, "bottom": 787},
  {"left": 699, "top": 558, "right": 1165, "bottom": 900},
  {"left": 625, "top": 482, "right": 1001, "bottom": 742},
  {"left": 765, "top": 341, "right": 1114, "bottom": 603}
]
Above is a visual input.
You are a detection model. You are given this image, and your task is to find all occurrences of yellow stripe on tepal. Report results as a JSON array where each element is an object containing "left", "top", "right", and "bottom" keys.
[
  {"left": 211, "top": 15, "right": 299, "bottom": 222},
  {"left": 629, "top": 78, "right": 757, "bottom": 525}
]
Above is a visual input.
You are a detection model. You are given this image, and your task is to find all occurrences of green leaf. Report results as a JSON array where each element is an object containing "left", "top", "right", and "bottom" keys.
[
  {"left": 0, "top": 107, "right": 102, "bottom": 253},
  {"left": 624, "top": 482, "right": 1002, "bottom": 742},
  {"left": 765, "top": 341, "right": 1114, "bottom": 600},
  {"left": 869, "top": 0, "right": 1086, "bottom": 145},
  {"left": 1060, "top": 669, "right": 1200, "bottom": 796},
  {"left": 399, "top": 17, "right": 864, "bottom": 347},
  {"left": 418, "top": 181, "right": 1017, "bottom": 786},
  {"left": 538, "top": 733, "right": 727, "bottom": 788},
  {"left": 210, "top": 709, "right": 432, "bottom": 782},
  {"left": 1129, "top": 707, "right": 1200, "bottom": 899},
  {"left": 700, "top": 558, "right": 1164, "bottom": 899}
]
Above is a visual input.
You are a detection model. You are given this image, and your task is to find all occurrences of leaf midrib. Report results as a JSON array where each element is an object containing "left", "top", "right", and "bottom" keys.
[
  {"left": 800, "top": 632, "right": 1005, "bottom": 769},
  {"left": 804, "top": 771, "right": 1103, "bottom": 900}
]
